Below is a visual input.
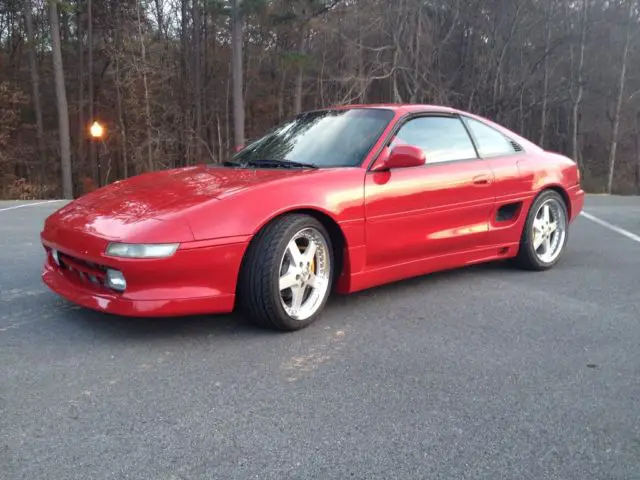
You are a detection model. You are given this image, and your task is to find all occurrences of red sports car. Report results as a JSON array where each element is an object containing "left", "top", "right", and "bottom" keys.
[{"left": 41, "top": 104, "right": 584, "bottom": 330}]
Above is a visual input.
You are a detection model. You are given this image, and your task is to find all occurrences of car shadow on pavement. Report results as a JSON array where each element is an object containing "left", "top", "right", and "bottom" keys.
[
  {"left": 58, "top": 259, "right": 522, "bottom": 340},
  {"left": 61, "top": 306, "right": 275, "bottom": 341}
]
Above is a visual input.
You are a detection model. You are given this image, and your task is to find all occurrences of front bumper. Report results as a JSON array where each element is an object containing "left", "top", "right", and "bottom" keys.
[{"left": 41, "top": 234, "right": 250, "bottom": 317}]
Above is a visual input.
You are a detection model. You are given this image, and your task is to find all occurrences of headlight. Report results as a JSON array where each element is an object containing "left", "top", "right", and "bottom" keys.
[{"left": 105, "top": 243, "right": 179, "bottom": 258}]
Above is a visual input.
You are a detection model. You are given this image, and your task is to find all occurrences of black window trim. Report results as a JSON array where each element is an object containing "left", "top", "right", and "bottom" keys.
[
  {"left": 459, "top": 114, "right": 526, "bottom": 159},
  {"left": 365, "top": 111, "right": 482, "bottom": 171}
]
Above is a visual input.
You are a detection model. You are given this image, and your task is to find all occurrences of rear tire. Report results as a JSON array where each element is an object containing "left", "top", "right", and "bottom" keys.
[
  {"left": 514, "top": 190, "right": 569, "bottom": 271},
  {"left": 238, "top": 214, "right": 334, "bottom": 331}
]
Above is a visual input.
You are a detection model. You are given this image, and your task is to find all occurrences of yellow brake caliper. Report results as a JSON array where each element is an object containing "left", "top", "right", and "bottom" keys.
[{"left": 305, "top": 244, "right": 316, "bottom": 274}]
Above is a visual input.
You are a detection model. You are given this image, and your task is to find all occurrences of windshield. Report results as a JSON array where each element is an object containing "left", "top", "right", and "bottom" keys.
[{"left": 232, "top": 108, "right": 395, "bottom": 168}]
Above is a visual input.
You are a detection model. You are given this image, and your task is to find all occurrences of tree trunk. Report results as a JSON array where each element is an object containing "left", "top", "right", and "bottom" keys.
[
  {"left": 231, "top": 0, "right": 245, "bottom": 148},
  {"left": 636, "top": 111, "right": 640, "bottom": 194},
  {"left": 180, "top": 0, "right": 190, "bottom": 167},
  {"left": 571, "top": 0, "right": 588, "bottom": 167},
  {"left": 217, "top": 113, "right": 223, "bottom": 164},
  {"left": 114, "top": 27, "right": 128, "bottom": 180},
  {"left": 49, "top": 1, "right": 73, "bottom": 199},
  {"left": 193, "top": 0, "right": 203, "bottom": 160},
  {"left": 225, "top": 74, "right": 231, "bottom": 153},
  {"left": 115, "top": 75, "right": 127, "bottom": 179},
  {"left": 293, "top": 25, "right": 307, "bottom": 115},
  {"left": 137, "top": 0, "right": 154, "bottom": 172},
  {"left": 540, "top": 0, "right": 552, "bottom": 147},
  {"left": 76, "top": 6, "right": 85, "bottom": 176},
  {"left": 278, "top": 63, "right": 287, "bottom": 120},
  {"left": 154, "top": 0, "right": 165, "bottom": 36},
  {"left": 203, "top": 5, "right": 211, "bottom": 154},
  {"left": 410, "top": 3, "right": 422, "bottom": 103},
  {"left": 606, "top": 0, "right": 633, "bottom": 194},
  {"left": 23, "top": 0, "right": 46, "bottom": 182},
  {"left": 88, "top": 0, "right": 97, "bottom": 184}
]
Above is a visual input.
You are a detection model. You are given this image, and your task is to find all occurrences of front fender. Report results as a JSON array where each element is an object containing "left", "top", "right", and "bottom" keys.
[{"left": 181, "top": 168, "right": 366, "bottom": 241}]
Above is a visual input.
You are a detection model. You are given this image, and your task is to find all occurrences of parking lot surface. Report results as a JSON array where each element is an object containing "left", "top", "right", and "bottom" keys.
[{"left": 1, "top": 195, "right": 639, "bottom": 479}]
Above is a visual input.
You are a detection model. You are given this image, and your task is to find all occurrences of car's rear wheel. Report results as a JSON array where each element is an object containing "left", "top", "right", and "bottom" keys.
[
  {"left": 238, "top": 214, "right": 334, "bottom": 331},
  {"left": 515, "top": 190, "right": 569, "bottom": 271}
]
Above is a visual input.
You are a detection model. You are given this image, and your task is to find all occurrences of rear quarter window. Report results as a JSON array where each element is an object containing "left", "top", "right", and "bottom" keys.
[{"left": 463, "top": 117, "right": 521, "bottom": 157}]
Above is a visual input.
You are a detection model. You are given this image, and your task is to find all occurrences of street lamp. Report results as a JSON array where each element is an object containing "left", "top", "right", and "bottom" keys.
[
  {"left": 89, "top": 121, "right": 108, "bottom": 186},
  {"left": 90, "top": 121, "right": 105, "bottom": 139}
]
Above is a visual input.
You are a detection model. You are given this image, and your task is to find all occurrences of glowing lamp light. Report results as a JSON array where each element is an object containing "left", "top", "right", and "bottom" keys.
[{"left": 90, "top": 121, "right": 105, "bottom": 139}]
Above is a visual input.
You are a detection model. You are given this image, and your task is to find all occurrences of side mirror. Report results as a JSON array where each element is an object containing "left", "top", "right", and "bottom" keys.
[{"left": 372, "top": 145, "right": 426, "bottom": 171}]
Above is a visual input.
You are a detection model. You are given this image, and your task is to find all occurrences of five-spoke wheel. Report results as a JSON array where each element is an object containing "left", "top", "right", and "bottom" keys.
[
  {"left": 278, "top": 227, "right": 331, "bottom": 321},
  {"left": 516, "top": 190, "right": 569, "bottom": 270},
  {"left": 238, "top": 214, "right": 334, "bottom": 330}
]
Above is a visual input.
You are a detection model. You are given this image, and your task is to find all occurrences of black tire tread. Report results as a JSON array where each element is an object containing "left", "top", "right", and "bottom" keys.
[
  {"left": 238, "top": 214, "right": 330, "bottom": 330},
  {"left": 514, "top": 190, "right": 568, "bottom": 271}
]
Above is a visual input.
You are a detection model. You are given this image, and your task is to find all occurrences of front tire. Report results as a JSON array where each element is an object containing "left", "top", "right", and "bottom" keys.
[
  {"left": 515, "top": 190, "right": 569, "bottom": 271},
  {"left": 238, "top": 214, "right": 334, "bottom": 331}
]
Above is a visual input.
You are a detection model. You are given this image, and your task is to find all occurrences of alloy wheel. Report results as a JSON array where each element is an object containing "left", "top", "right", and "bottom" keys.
[
  {"left": 278, "top": 227, "right": 331, "bottom": 321},
  {"left": 532, "top": 197, "right": 567, "bottom": 264}
]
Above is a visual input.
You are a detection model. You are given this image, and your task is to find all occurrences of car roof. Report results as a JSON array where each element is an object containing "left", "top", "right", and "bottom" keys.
[
  {"left": 326, "top": 103, "right": 460, "bottom": 115},
  {"left": 321, "top": 103, "right": 544, "bottom": 153}
]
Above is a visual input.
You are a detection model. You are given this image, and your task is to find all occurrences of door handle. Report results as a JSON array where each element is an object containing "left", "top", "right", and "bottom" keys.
[{"left": 473, "top": 175, "right": 491, "bottom": 185}]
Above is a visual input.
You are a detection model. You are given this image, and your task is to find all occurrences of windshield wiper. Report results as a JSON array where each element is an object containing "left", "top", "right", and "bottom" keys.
[
  {"left": 222, "top": 160, "right": 242, "bottom": 167},
  {"left": 246, "top": 159, "right": 318, "bottom": 169}
]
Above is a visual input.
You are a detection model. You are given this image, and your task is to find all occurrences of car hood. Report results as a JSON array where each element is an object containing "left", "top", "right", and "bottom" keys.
[
  {"left": 45, "top": 165, "right": 318, "bottom": 243},
  {"left": 74, "top": 165, "right": 311, "bottom": 219}
]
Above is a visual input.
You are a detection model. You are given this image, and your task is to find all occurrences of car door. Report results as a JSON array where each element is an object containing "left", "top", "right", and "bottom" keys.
[
  {"left": 364, "top": 114, "right": 496, "bottom": 269},
  {"left": 461, "top": 115, "right": 534, "bottom": 246}
]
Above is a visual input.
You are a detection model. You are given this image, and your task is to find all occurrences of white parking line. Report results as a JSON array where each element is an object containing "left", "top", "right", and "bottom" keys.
[
  {"left": 0, "top": 200, "right": 65, "bottom": 213},
  {"left": 580, "top": 211, "right": 640, "bottom": 243}
]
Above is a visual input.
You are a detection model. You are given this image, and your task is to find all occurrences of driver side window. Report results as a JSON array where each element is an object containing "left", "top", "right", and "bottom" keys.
[{"left": 391, "top": 116, "right": 478, "bottom": 164}]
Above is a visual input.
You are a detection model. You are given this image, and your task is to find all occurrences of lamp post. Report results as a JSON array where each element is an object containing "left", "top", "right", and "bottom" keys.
[{"left": 89, "top": 121, "right": 106, "bottom": 186}]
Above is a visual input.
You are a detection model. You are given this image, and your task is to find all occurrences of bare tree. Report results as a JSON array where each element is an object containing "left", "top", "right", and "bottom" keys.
[
  {"left": 137, "top": 0, "right": 153, "bottom": 171},
  {"left": 23, "top": 0, "right": 46, "bottom": 177},
  {"left": 636, "top": 110, "right": 640, "bottom": 193},
  {"left": 193, "top": 0, "right": 203, "bottom": 159},
  {"left": 88, "top": 0, "right": 96, "bottom": 182},
  {"left": 607, "top": 0, "right": 635, "bottom": 193},
  {"left": 292, "top": 1, "right": 342, "bottom": 115},
  {"left": 571, "top": 0, "right": 589, "bottom": 167},
  {"left": 231, "top": 0, "right": 245, "bottom": 147},
  {"left": 76, "top": 5, "right": 85, "bottom": 173},
  {"left": 540, "top": 0, "right": 553, "bottom": 147},
  {"left": 293, "top": 25, "right": 307, "bottom": 115},
  {"left": 49, "top": 0, "right": 73, "bottom": 199}
]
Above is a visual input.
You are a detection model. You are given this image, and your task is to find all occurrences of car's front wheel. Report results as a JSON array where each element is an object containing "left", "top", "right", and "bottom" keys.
[
  {"left": 515, "top": 190, "right": 569, "bottom": 270},
  {"left": 238, "top": 214, "right": 334, "bottom": 331}
]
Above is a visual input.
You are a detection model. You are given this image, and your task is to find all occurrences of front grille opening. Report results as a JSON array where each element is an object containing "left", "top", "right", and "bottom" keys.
[{"left": 52, "top": 250, "right": 110, "bottom": 290}]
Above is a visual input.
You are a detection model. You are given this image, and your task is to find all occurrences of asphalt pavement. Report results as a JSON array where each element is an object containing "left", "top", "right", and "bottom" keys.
[{"left": 1, "top": 195, "right": 639, "bottom": 479}]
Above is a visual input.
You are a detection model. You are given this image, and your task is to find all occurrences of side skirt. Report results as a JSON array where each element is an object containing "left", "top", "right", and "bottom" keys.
[{"left": 341, "top": 243, "right": 520, "bottom": 294}]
